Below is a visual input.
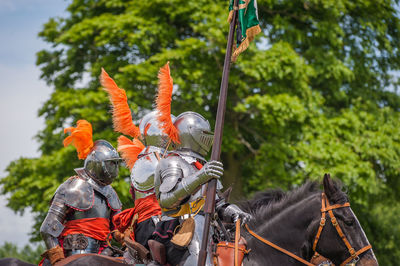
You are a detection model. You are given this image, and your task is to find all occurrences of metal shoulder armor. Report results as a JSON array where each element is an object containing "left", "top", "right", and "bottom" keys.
[
  {"left": 55, "top": 176, "right": 95, "bottom": 211},
  {"left": 155, "top": 156, "right": 185, "bottom": 195},
  {"left": 87, "top": 178, "right": 122, "bottom": 211}
]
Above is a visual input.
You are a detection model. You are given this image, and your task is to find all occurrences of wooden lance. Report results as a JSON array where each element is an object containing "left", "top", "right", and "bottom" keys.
[{"left": 197, "top": 0, "right": 239, "bottom": 265}]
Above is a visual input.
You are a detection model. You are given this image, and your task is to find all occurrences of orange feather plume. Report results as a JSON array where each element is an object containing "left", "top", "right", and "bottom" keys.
[
  {"left": 100, "top": 68, "right": 141, "bottom": 138},
  {"left": 117, "top": 135, "right": 145, "bottom": 170},
  {"left": 155, "top": 62, "right": 180, "bottom": 144},
  {"left": 63, "top": 120, "right": 94, "bottom": 159}
]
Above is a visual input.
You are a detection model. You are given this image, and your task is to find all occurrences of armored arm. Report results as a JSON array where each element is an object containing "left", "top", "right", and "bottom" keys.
[
  {"left": 156, "top": 158, "right": 223, "bottom": 209},
  {"left": 40, "top": 192, "right": 67, "bottom": 250}
]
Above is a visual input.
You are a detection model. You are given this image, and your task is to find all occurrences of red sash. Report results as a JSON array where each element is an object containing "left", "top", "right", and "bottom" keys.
[
  {"left": 61, "top": 217, "right": 110, "bottom": 241},
  {"left": 113, "top": 194, "right": 161, "bottom": 240}
]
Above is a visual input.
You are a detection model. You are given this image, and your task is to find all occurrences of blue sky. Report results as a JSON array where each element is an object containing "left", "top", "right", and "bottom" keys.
[{"left": 0, "top": 0, "right": 68, "bottom": 247}]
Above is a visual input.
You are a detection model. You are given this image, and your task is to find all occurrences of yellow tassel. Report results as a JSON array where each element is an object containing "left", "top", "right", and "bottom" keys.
[{"left": 231, "top": 25, "right": 262, "bottom": 62}]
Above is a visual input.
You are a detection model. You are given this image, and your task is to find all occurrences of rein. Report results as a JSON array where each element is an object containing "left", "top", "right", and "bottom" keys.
[
  {"left": 244, "top": 193, "right": 372, "bottom": 266},
  {"left": 245, "top": 224, "right": 314, "bottom": 266}
]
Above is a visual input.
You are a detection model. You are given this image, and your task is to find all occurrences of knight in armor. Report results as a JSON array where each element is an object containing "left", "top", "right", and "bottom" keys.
[
  {"left": 39, "top": 120, "right": 122, "bottom": 265},
  {"left": 101, "top": 69, "right": 175, "bottom": 263},
  {"left": 151, "top": 63, "right": 253, "bottom": 266}
]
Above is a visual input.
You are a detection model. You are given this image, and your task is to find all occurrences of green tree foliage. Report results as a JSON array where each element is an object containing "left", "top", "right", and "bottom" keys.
[
  {"left": 1, "top": 0, "right": 400, "bottom": 263},
  {"left": 0, "top": 242, "right": 45, "bottom": 264}
]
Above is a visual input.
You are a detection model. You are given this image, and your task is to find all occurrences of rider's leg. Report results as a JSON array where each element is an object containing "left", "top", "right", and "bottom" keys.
[{"left": 183, "top": 214, "right": 213, "bottom": 266}]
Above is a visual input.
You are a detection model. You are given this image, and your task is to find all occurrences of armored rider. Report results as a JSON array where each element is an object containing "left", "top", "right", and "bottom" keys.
[
  {"left": 39, "top": 120, "right": 122, "bottom": 265},
  {"left": 101, "top": 69, "right": 173, "bottom": 256},
  {"left": 152, "top": 63, "right": 253, "bottom": 266}
]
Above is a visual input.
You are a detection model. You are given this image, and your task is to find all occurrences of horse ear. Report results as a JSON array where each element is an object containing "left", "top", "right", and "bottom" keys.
[
  {"left": 218, "top": 187, "right": 233, "bottom": 202},
  {"left": 323, "top": 173, "right": 337, "bottom": 199}
]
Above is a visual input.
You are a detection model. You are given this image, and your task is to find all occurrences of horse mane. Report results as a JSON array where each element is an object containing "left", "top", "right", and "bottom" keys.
[{"left": 239, "top": 179, "right": 347, "bottom": 220}]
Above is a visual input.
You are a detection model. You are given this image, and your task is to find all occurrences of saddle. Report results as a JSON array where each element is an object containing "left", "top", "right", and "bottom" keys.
[{"left": 124, "top": 234, "right": 152, "bottom": 263}]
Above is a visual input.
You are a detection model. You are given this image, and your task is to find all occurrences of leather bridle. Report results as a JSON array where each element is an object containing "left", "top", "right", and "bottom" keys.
[
  {"left": 245, "top": 192, "right": 372, "bottom": 266},
  {"left": 312, "top": 193, "right": 372, "bottom": 266}
]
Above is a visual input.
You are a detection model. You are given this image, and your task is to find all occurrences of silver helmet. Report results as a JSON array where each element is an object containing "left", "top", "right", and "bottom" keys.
[
  {"left": 84, "top": 140, "right": 121, "bottom": 185},
  {"left": 173, "top": 111, "right": 214, "bottom": 157},
  {"left": 139, "top": 110, "right": 176, "bottom": 148}
]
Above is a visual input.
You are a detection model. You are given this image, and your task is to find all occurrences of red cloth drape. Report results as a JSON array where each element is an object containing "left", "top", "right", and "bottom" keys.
[
  {"left": 61, "top": 217, "right": 110, "bottom": 241},
  {"left": 112, "top": 194, "right": 161, "bottom": 240}
]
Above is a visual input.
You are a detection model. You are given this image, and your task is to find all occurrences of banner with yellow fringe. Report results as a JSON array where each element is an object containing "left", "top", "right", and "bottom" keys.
[{"left": 228, "top": 0, "right": 261, "bottom": 62}]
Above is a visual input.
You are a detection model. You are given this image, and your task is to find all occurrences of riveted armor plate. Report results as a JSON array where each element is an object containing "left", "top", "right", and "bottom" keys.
[
  {"left": 41, "top": 219, "right": 65, "bottom": 238},
  {"left": 87, "top": 178, "right": 122, "bottom": 211},
  {"left": 55, "top": 176, "right": 94, "bottom": 211},
  {"left": 157, "top": 156, "right": 187, "bottom": 193}
]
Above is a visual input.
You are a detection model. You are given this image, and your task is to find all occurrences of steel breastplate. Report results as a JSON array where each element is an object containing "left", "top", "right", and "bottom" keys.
[
  {"left": 66, "top": 191, "right": 112, "bottom": 220},
  {"left": 131, "top": 146, "right": 163, "bottom": 199}
]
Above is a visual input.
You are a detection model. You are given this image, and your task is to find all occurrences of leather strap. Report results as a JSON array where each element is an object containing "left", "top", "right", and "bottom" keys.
[
  {"left": 245, "top": 224, "right": 314, "bottom": 266},
  {"left": 321, "top": 202, "right": 350, "bottom": 212},
  {"left": 312, "top": 193, "right": 372, "bottom": 266},
  {"left": 234, "top": 219, "right": 240, "bottom": 266},
  {"left": 340, "top": 245, "right": 372, "bottom": 266},
  {"left": 312, "top": 194, "right": 326, "bottom": 251}
]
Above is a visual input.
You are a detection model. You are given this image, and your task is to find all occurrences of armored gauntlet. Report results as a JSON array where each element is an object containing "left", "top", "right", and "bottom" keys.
[
  {"left": 218, "top": 204, "right": 253, "bottom": 224},
  {"left": 181, "top": 160, "right": 224, "bottom": 194}
]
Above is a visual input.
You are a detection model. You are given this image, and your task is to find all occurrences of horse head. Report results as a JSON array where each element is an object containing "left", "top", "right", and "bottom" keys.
[
  {"left": 241, "top": 175, "right": 378, "bottom": 266},
  {"left": 312, "top": 174, "right": 378, "bottom": 266}
]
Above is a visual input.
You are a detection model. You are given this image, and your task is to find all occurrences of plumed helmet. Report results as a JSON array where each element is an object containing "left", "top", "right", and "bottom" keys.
[
  {"left": 139, "top": 111, "right": 176, "bottom": 148},
  {"left": 173, "top": 111, "right": 214, "bottom": 157},
  {"left": 84, "top": 140, "right": 122, "bottom": 185}
]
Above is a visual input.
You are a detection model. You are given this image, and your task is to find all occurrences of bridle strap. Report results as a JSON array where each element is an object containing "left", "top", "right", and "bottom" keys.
[
  {"left": 312, "top": 194, "right": 326, "bottom": 251},
  {"left": 321, "top": 202, "right": 350, "bottom": 212},
  {"left": 245, "top": 224, "right": 314, "bottom": 266},
  {"left": 313, "top": 193, "right": 372, "bottom": 265},
  {"left": 245, "top": 192, "right": 372, "bottom": 266},
  {"left": 340, "top": 245, "right": 372, "bottom": 266}
]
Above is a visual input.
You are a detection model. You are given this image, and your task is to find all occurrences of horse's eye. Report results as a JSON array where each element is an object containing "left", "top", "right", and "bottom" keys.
[{"left": 344, "top": 218, "right": 355, "bottom": 226}]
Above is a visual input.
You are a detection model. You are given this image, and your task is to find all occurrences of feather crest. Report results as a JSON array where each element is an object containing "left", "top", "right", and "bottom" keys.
[
  {"left": 117, "top": 135, "right": 145, "bottom": 170},
  {"left": 63, "top": 120, "right": 94, "bottom": 159},
  {"left": 155, "top": 62, "right": 180, "bottom": 144},
  {"left": 101, "top": 68, "right": 141, "bottom": 138}
]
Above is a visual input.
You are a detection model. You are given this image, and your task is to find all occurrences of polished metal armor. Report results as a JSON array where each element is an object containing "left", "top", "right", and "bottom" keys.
[
  {"left": 154, "top": 153, "right": 223, "bottom": 266},
  {"left": 84, "top": 140, "right": 122, "bottom": 185},
  {"left": 153, "top": 111, "right": 252, "bottom": 265},
  {"left": 40, "top": 166, "right": 122, "bottom": 254},
  {"left": 128, "top": 112, "right": 176, "bottom": 199},
  {"left": 130, "top": 146, "right": 164, "bottom": 200},
  {"left": 155, "top": 154, "right": 223, "bottom": 210},
  {"left": 173, "top": 112, "right": 214, "bottom": 157},
  {"left": 138, "top": 111, "right": 176, "bottom": 148}
]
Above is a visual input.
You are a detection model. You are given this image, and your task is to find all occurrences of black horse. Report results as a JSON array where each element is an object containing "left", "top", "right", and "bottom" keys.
[
  {"left": 239, "top": 174, "right": 378, "bottom": 265},
  {"left": 0, "top": 174, "right": 378, "bottom": 265}
]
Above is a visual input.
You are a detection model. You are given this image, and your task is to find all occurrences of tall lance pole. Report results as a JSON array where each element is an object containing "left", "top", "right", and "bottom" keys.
[{"left": 198, "top": 0, "right": 239, "bottom": 265}]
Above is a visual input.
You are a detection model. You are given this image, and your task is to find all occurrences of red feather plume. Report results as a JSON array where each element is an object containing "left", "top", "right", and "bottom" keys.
[
  {"left": 63, "top": 120, "right": 94, "bottom": 159},
  {"left": 117, "top": 135, "right": 145, "bottom": 170},
  {"left": 155, "top": 62, "right": 180, "bottom": 144},
  {"left": 101, "top": 68, "right": 141, "bottom": 138}
]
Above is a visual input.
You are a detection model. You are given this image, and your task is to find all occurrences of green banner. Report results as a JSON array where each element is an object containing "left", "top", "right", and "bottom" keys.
[{"left": 229, "top": 0, "right": 261, "bottom": 62}]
